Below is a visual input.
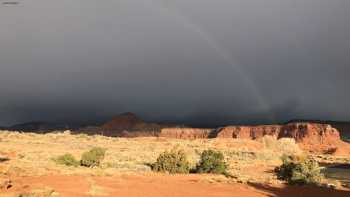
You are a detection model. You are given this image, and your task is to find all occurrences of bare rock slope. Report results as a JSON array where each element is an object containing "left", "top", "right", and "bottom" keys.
[{"left": 215, "top": 125, "right": 281, "bottom": 139}]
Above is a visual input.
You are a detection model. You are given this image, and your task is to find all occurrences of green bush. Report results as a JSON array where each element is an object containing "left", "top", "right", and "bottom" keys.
[
  {"left": 53, "top": 153, "right": 79, "bottom": 167},
  {"left": 80, "top": 147, "right": 106, "bottom": 167},
  {"left": 152, "top": 149, "right": 190, "bottom": 174},
  {"left": 275, "top": 155, "right": 323, "bottom": 185},
  {"left": 195, "top": 149, "right": 228, "bottom": 175}
]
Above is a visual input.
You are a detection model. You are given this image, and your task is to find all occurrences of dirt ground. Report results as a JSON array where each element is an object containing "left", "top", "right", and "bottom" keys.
[
  {"left": 1, "top": 174, "right": 349, "bottom": 197},
  {"left": 0, "top": 131, "right": 349, "bottom": 196}
]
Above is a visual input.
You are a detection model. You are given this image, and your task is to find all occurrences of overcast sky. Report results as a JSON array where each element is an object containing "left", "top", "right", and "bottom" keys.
[{"left": 0, "top": 0, "right": 349, "bottom": 126}]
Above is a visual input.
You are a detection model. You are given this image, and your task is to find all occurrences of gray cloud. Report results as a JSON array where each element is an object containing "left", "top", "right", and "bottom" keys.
[{"left": 0, "top": 0, "right": 349, "bottom": 126}]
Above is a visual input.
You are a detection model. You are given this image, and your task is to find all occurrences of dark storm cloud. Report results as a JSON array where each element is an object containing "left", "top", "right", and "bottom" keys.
[{"left": 0, "top": 0, "right": 349, "bottom": 126}]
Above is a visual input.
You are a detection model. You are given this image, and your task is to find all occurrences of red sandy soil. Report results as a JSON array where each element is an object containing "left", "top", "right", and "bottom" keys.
[{"left": 3, "top": 174, "right": 349, "bottom": 197}]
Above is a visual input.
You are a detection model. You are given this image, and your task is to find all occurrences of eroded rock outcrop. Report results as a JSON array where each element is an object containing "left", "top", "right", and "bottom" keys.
[
  {"left": 215, "top": 125, "right": 282, "bottom": 139},
  {"left": 215, "top": 122, "right": 348, "bottom": 154},
  {"left": 159, "top": 128, "right": 213, "bottom": 139},
  {"left": 75, "top": 112, "right": 349, "bottom": 154},
  {"left": 278, "top": 123, "right": 340, "bottom": 143},
  {"left": 288, "top": 120, "right": 350, "bottom": 142},
  {"left": 278, "top": 123, "right": 344, "bottom": 153}
]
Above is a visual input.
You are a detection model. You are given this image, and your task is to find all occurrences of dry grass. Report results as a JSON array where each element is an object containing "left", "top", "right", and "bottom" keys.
[{"left": 0, "top": 131, "right": 303, "bottom": 183}]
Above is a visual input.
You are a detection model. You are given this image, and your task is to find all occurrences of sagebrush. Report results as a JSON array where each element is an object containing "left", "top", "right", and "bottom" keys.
[
  {"left": 196, "top": 149, "right": 228, "bottom": 175},
  {"left": 275, "top": 155, "right": 323, "bottom": 185},
  {"left": 80, "top": 147, "right": 106, "bottom": 167},
  {"left": 152, "top": 149, "right": 191, "bottom": 174}
]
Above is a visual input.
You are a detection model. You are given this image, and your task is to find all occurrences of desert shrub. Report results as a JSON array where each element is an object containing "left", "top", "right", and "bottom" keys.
[
  {"left": 80, "top": 147, "right": 106, "bottom": 167},
  {"left": 275, "top": 155, "right": 323, "bottom": 185},
  {"left": 152, "top": 149, "right": 190, "bottom": 174},
  {"left": 196, "top": 149, "right": 228, "bottom": 175},
  {"left": 53, "top": 153, "right": 79, "bottom": 167}
]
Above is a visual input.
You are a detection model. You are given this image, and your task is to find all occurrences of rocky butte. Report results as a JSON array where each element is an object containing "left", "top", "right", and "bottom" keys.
[
  {"left": 4, "top": 112, "right": 350, "bottom": 155},
  {"left": 214, "top": 123, "right": 349, "bottom": 154}
]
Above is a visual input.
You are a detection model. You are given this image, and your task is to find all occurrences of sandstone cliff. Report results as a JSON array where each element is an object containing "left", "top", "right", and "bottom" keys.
[
  {"left": 215, "top": 125, "right": 281, "bottom": 139},
  {"left": 215, "top": 122, "right": 348, "bottom": 154},
  {"left": 159, "top": 128, "right": 213, "bottom": 139},
  {"left": 75, "top": 113, "right": 350, "bottom": 154}
]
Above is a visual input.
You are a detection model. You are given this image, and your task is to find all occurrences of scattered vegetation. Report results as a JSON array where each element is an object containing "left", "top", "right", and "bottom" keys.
[
  {"left": 4, "top": 131, "right": 347, "bottom": 185},
  {"left": 53, "top": 147, "right": 106, "bottom": 168},
  {"left": 53, "top": 153, "right": 79, "bottom": 167},
  {"left": 275, "top": 155, "right": 323, "bottom": 185},
  {"left": 196, "top": 149, "right": 228, "bottom": 175},
  {"left": 261, "top": 136, "right": 301, "bottom": 155},
  {"left": 152, "top": 149, "right": 229, "bottom": 176},
  {"left": 152, "top": 149, "right": 191, "bottom": 174},
  {"left": 80, "top": 147, "right": 107, "bottom": 168}
]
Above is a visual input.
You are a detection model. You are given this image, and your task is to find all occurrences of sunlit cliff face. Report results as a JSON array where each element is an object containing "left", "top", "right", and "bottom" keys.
[{"left": 0, "top": 0, "right": 350, "bottom": 126}]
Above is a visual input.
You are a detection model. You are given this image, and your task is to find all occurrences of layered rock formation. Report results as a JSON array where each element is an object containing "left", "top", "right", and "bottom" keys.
[
  {"left": 278, "top": 123, "right": 340, "bottom": 143},
  {"left": 288, "top": 120, "right": 350, "bottom": 141},
  {"left": 159, "top": 128, "right": 213, "bottom": 139},
  {"left": 8, "top": 112, "right": 345, "bottom": 154},
  {"left": 278, "top": 123, "right": 344, "bottom": 153},
  {"left": 215, "top": 125, "right": 281, "bottom": 139},
  {"left": 214, "top": 122, "right": 347, "bottom": 154},
  {"left": 215, "top": 123, "right": 340, "bottom": 141},
  {"left": 98, "top": 115, "right": 346, "bottom": 153}
]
